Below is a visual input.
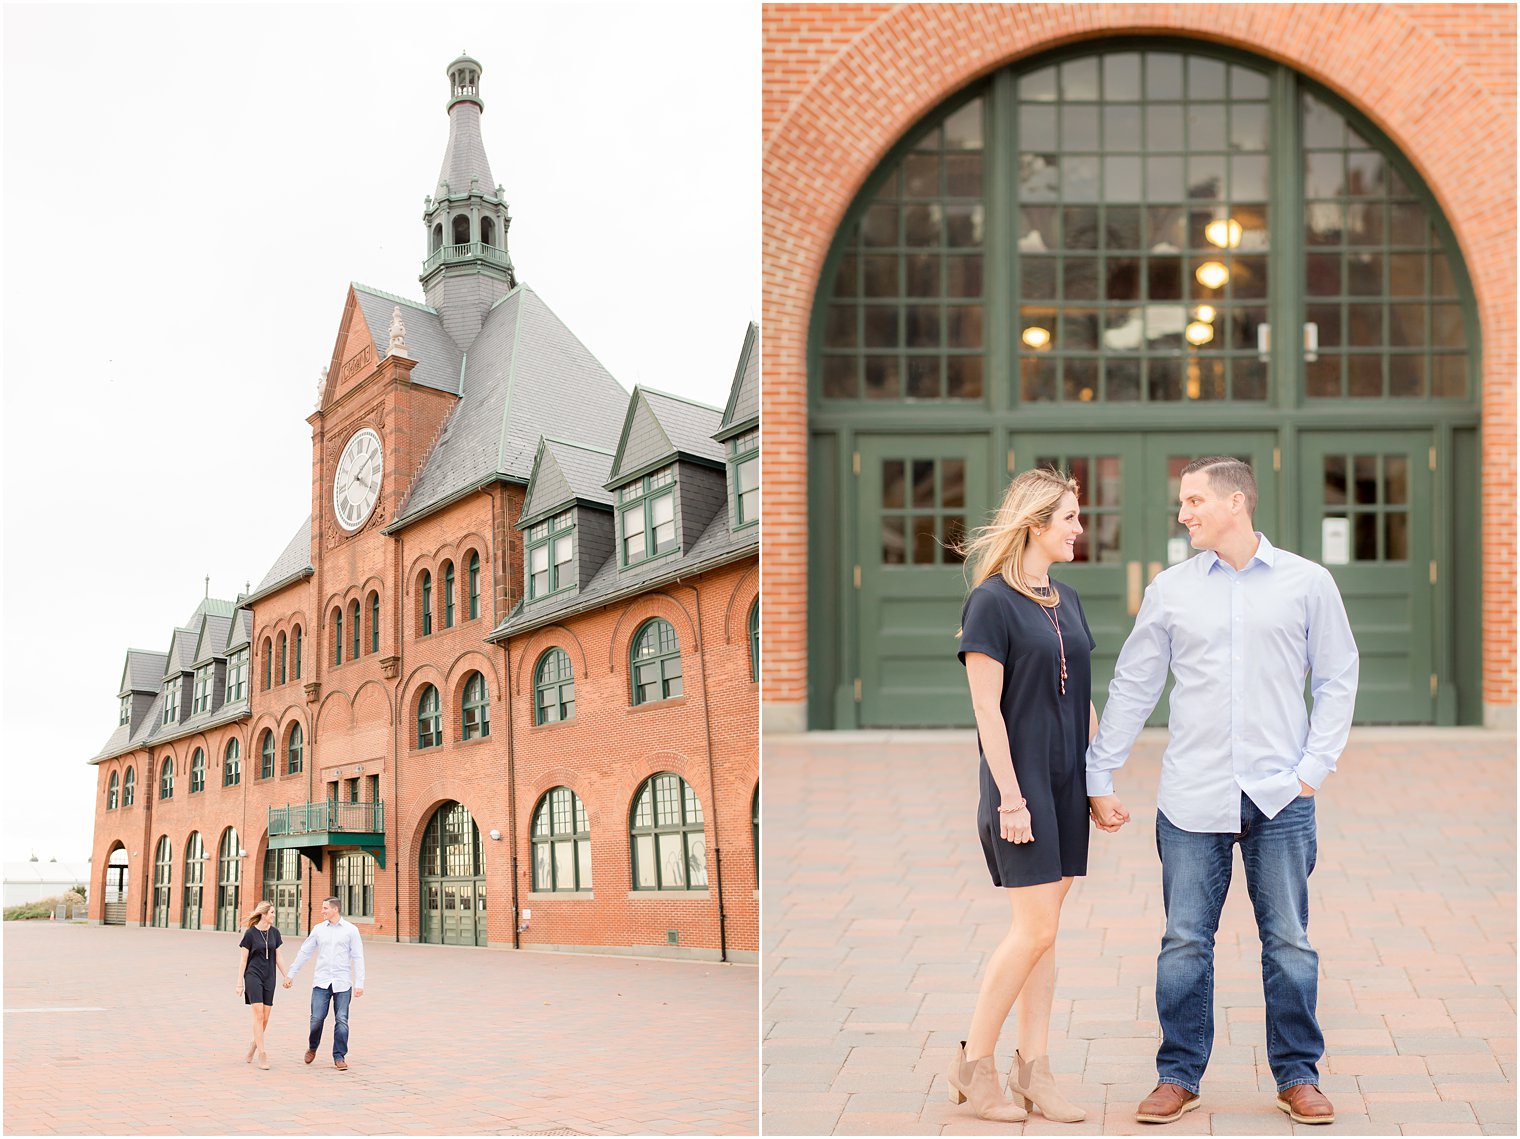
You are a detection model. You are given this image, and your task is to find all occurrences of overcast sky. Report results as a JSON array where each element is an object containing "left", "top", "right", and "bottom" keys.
[{"left": 1, "top": 3, "right": 758, "bottom": 865}]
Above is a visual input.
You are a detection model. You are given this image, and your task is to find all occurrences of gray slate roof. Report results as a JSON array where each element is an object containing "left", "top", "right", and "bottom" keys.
[
  {"left": 165, "top": 628, "right": 198, "bottom": 676},
  {"left": 251, "top": 519, "right": 313, "bottom": 601},
  {"left": 120, "top": 649, "right": 169, "bottom": 696},
  {"left": 609, "top": 389, "right": 724, "bottom": 485},
  {"left": 435, "top": 100, "right": 496, "bottom": 200},
  {"left": 226, "top": 609, "right": 253, "bottom": 652},
  {"left": 520, "top": 439, "right": 615, "bottom": 523},
  {"left": 191, "top": 614, "right": 233, "bottom": 667},
  {"left": 352, "top": 285, "right": 463, "bottom": 395},
  {"left": 717, "top": 322, "right": 759, "bottom": 438},
  {"left": 395, "top": 285, "right": 629, "bottom": 525}
]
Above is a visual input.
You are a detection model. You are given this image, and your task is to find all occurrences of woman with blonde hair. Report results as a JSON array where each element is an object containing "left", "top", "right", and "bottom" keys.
[
  {"left": 947, "top": 467, "right": 1101, "bottom": 1123},
  {"left": 236, "top": 899, "right": 288, "bottom": 1070}
]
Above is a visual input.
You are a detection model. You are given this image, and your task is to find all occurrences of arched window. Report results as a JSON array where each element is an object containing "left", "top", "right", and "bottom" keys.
[
  {"left": 452, "top": 214, "right": 470, "bottom": 245},
  {"left": 217, "top": 827, "right": 241, "bottom": 931},
  {"left": 123, "top": 766, "right": 136, "bottom": 807},
  {"left": 443, "top": 561, "right": 456, "bottom": 627},
  {"left": 259, "top": 729, "right": 275, "bottom": 780},
  {"left": 749, "top": 600, "right": 760, "bottom": 681},
  {"left": 531, "top": 787, "right": 591, "bottom": 892},
  {"left": 293, "top": 625, "right": 303, "bottom": 679},
  {"left": 481, "top": 215, "right": 496, "bottom": 247},
  {"left": 333, "top": 853, "right": 375, "bottom": 920},
  {"left": 151, "top": 836, "right": 172, "bottom": 927},
  {"left": 333, "top": 607, "right": 344, "bottom": 665},
  {"left": 350, "top": 600, "right": 361, "bottom": 660},
  {"left": 752, "top": 784, "right": 760, "bottom": 867},
  {"left": 534, "top": 648, "right": 575, "bottom": 724},
  {"left": 223, "top": 738, "right": 241, "bottom": 787},
  {"left": 107, "top": 771, "right": 119, "bottom": 810},
  {"left": 468, "top": 551, "right": 481, "bottom": 619},
  {"left": 160, "top": 757, "right": 175, "bottom": 800},
  {"left": 631, "top": 619, "right": 683, "bottom": 705},
  {"left": 277, "top": 632, "right": 287, "bottom": 685},
  {"left": 629, "top": 773, "right": 708, "bottom": 890},
  {"left": 286, "top": 722, "right": 304, "bottom": 774},
  {"left": 262, "top": 638, "right": 272, "bottom": 690},
  {"left": 369, "top": 592, "right": 380, "bottom": 654},
  {"left": 420, "top": 572, "right": 433, "bottom": 636},
  {"left": 416, "top": 685, "right": 441, "bottom": 748},
  {"left": 189, "top": 748, "right": 205, "bottom": 794},
  {"left": 431, "top": 222, "right": 443, "bottom": 254},
  {"left": 461, "top": 672, "right": 490, "bottom": 739},
  {"left": 182, "top": 831, "right": 205, "bottom": 930}
]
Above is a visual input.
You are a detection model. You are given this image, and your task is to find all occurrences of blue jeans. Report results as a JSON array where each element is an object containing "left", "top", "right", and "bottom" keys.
[
  {"left": 1155, "top": 793, "right": 1321, "bottom": 1094},
  {"left": 308, "top": 985, "right": 352, "bottom": 1061}
]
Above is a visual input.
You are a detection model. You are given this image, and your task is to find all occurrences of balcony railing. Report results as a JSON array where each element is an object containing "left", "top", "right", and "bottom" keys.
[
  {"left": 269, "top": 799, "right": 384, "bottom": 838},
  {"left": 422, "top": 241, "right": 511, "bottom": 275}
]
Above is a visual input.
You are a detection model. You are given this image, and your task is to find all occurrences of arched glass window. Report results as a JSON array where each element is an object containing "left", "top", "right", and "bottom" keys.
[
  {"left": 443, "top": 561, "right": 456, "bottom": 627},
  {"left": 531, "top": 787, "right": 591, "bottom": 892},
  {"left": 452, "top": 214, "right": 470, "bottom": 245},
  {"left": 107, "top": 771, "right": 119, "bottom": 810},
  {"left": 259, "top": 729, "right": 275, "bottom": 780},
  {"left": 223, "top": 738, "right": 241, "bottom": 787},
  {"left": 461, "top": 672, "right": 490, "bottom": 739},
  {"left": 293, "top": 625, "right": 303, "bottom": 679},
  {"left": 749, "top": 600, "right": 760, "bottom": 681},
  {"left": 468, "top": 551, "right": 481, "bottom": 619},
  {"left": 631, "top": 619, "right": 682, "bottom": 705},
  {"left": 262, "top": 639, "right": 273, "bottom": 690},
  {"left": 629, "top": 772, "right": 707, "bottom": 890},
  {"left": 123, "top": 766, "right": 135, "bottom": 807},
  {"left": 369, "top": 592, "right": 380, "bottom": 654},
  {"left": 350, "top": 601, "right": 361, "bottom": 660},
  {"left": 217, "top": 827, "right": 241, "bottom": 931},
  {"left": 333, "top": 607, "right": 343, "bottom": 665},
  {"left": 752, "top": 784, "right": 760, "bottom": 867},
  {"left": 421, "top": 572, "right": 433, "bottom": 636},
  {"left": 160, "top": 757, "right": 174, "bottom": 800},
  {"left": 278, "top": 633, "right": 287, "bottom": 685},
  {"left": 286, "top": 722, "right": 304, "bottom": 774},
  {"left": 189, "top": 748, "right": 205, "bottom": 794},
  {"left": 417, "top": 685, "right": 441, "bottom": 748},
  {"left": 182, "top": 831, "right": 205, "bottom": 930},
  {"left": 534, "top": 648, "right": 575, "bottom": 724},
  {"left": 152, "top": 836, "right": 172, "bottom": 927}
]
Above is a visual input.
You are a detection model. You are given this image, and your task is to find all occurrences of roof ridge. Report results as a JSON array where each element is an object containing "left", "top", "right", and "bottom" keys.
[
  {"left": 352, "top": 282, "right": 439, "bottom": 314},
  {"left": 636, "top": 385, "right": 723, "bottom": 414},
  {"left": 541, "top": 436, "right": 616, "bottom": 456}
]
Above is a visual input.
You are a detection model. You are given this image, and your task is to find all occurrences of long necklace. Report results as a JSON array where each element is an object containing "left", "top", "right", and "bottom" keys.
[
  {"left": 1034, "top": 586, "right": 1067, "bottom": 695},
  {"left": 259, "top": 926, "right": 270, "bottom": 960}
]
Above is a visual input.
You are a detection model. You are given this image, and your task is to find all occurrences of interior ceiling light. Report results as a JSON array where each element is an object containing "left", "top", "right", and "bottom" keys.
[
  {"left": 1185, "top": 320, "right": 1215, "bottom": 346},
  {"left": 1195, "top": 261, "right": 1230, "bottom": 290},
  {"left": 1021, "top": 325, "right": 1052, "bottom": 349},
  {"left": 1193, "top": 304, "right": 1217, "bottom": 323},
  {"left": 1205, "top": 218, "right": 1243, "bottom": 249}
]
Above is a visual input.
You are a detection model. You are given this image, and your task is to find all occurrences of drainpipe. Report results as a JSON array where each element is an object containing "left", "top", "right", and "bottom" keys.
[
  {"left": 393, "top": 531, "right": 403, "bottom": 943},
  {"left": 140, "top": 750, "right": 153, "bottom": 926},
  {"left": 494, "top": 487, "right": 522, "bottom": 951},
  {"left": 684, "top": 581, "right": 727, "bottom": 964}
]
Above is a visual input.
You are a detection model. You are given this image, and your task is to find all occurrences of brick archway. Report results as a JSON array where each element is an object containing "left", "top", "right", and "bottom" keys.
[{"left": 761, "top": 3, "right": 1517, "bottom": 725}]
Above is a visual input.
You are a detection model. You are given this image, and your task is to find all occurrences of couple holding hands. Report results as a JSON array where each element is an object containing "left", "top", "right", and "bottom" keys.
[{"left": 950, "top": 457, "right": 1358, "bottom": 1126}]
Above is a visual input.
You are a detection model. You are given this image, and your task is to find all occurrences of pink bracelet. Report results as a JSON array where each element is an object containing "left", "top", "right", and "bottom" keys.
[{"left": 996, "top": 798, "right": 1027, "bottom": 814}]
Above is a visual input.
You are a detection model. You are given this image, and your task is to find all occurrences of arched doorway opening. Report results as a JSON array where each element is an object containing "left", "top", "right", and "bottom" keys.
[
  {"left": 104, "top": 846, "right": 129, "bottom": 925},
  {"left": 264, "top": 848, "right": 302, "bottom": 936},
  {"left": 217, "top": 828, "right": 241, "bottom": 931},
  {"left": 419, "top": 801, "right": 487, "bottom": 946}
]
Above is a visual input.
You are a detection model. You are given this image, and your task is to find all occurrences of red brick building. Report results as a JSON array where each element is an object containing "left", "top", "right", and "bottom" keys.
[
  {"left": 88, "top": 55, "right": 759, "bottom": 962},
  {"left": 761, "top": 4, "right": 1515, "bottom": 732}
]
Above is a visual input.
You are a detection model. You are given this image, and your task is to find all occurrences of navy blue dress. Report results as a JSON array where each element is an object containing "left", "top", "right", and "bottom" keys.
[{"left": 957, "top": 577, "right": 1095, "bottom": 887}]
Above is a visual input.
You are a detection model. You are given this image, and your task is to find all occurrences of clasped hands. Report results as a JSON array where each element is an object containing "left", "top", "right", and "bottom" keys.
[{"left": 1088, "top": 794, "right": 1130, "bottom": 832}]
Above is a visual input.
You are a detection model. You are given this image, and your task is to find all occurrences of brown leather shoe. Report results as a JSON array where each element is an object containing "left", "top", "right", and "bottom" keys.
[
  {"left": 1136, "top": 1083, "right": 1201, "bottom": 1124},
  {"left": 334, "top": 1058, "right": 348, "bottom": 1071},
  {"left": 303, "top": 1049, "right": 316, "bottom": 1065},
  {"left": 1276, "top": 1083, "right": 1334, "bottom": 1124}
]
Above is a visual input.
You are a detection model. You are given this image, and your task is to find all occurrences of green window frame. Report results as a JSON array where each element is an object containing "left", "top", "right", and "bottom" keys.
[
  {"left": 152, "top": 836, "right": 172, "bottom": 926},
  {"left": 468, "top": 552, "right": 480, "bottom": 619},
  {"left": 226, "top": 648, "right": 248, "bottom": 702},
  {"left": 292, "top": 628, "right": 302, "bottom": 680},
  {"left": 224, "top": 738, "right": 240, "bottom": 787},
  {"left": 333, "top": 608, "right": 343, "bottom": 665},
  {"left": 123, "top": 766, "right": 135, "bottom": 807},
  {"left": 350, "top": 600, "right": 361, "bottom": 660},
  {"left": 192, "top": 665, "right": 212, "bottom": 714},
  {"left": 333, "top": 852, "right": 375, "bottom": 920},
  {"left": 189, "top": 747, "right": 205, "bottom": 794},
  {"left": 159, "top": 757, "right": 174, "bottom": 800},
  {"left": 534, "top": 648, "right": 575, "bottom": 724},
  {"left": 444, "top": 562, "right": 456, "bottom": 627},
  {"left": 629, "top": 772, "right": 708, "bottom": 891},
  {"left": 461, "top": 672, "right": 490, "bottom": 740},
  {"left": 118, "top": 694, "right": 131, "bottom": 725},
  {"left": 277, "top": 633, "right": 287, "bottom": 685},
  {"left": 531, "top": 787, "right": 592, "bottom": 892},
  {"left": 260, "top": 729, "right": 275, "bottom": 780},
  {"left": 217, "top": 827, "right": 241, "bottom": 932},
  {"left": 263, "top": 639, "right": 273, "bottom": 690},
  {"left": 107, "top": 771, "right": 119, "bottom": 810},
  {"left": 182, "top": 831, "right": 205, "bottom": 929},
  {"left": 286, "top": 722, "right": 303, "bottom": 774},
  {"left": 161, "top": 677, "right": 179, "bottom": 725},
  {"left": 527, "top": 511, "right": 576, "bottom": 600},
  {"left": 420, "top": 572, "right": 433, "bottom": 636},
  {"left": 618, "top": 468, "right": 677, "bottom": 566},
  {"left": 729, "top": 429, "right": 759, "bottom": 527},
  {"left": 749, "top": 600, "right": 760, "bottom": 681},
  {"left": 417, "top": 685, "right": 441, "bottom": 748},
  {"left": 631, "top": 619, "right": 682, "bottom": 705},
  {"left": 369, "top": 593, "right": 380, "bottom": 654}
]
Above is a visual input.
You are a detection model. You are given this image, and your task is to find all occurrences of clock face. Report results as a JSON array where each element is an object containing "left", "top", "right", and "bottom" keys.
[{"left": 333, "top": 428, "right": 383, "bottom": 532}]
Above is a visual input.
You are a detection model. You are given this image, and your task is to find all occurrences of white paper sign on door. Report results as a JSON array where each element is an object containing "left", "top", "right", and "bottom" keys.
[
  {"left": 1321, "top": 517, "right": 1351, "bottom": 565},
  {"left": 1167, "top": 536, "right": 1190, "bottom": 565}
]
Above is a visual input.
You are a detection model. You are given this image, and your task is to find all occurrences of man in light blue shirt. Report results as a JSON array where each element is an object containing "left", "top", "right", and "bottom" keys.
[
  {"left": 285, "top": 896, "right": 366, "bottom": 1070},
  {"left": 1086, "top": 457, "right": 1357, "bottom": 1127}
]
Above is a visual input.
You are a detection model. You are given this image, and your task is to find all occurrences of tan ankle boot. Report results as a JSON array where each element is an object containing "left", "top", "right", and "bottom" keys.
[
  {"left": 1009, "top": 1050, "right": 1086, "bottom": 1122},
  {"left": 947, "top": 1041, "right": 1027, "bottom": 1122}
]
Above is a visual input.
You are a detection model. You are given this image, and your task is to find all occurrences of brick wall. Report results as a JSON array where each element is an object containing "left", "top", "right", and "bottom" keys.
[{"left": 761, "top": 2, "right": 1518, "bottom": 721}]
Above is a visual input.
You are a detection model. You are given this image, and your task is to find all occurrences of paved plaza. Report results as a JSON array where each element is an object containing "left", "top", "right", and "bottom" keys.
[
  {"left": 762, "top": 728, "right": 1516, "bottom": 1136},
  {"left": 4, "top": 923, "right": 757, "bottom": 1135}
]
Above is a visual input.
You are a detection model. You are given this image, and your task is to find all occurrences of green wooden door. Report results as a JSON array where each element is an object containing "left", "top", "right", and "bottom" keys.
[
  {"left": 857, "top": 434, "right": 990, "bottom": 726},
  {"left": 1298, "top": 432, "right": 1433, "bottom": 723}
]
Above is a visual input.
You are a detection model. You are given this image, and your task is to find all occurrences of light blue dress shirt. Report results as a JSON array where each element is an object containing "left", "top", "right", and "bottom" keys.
[
  {"left": 287, "top": 917, "right": 366, "bottom": 992},
  {"left": 1086, "top": 533, "right": 1359, "bottom": 833}
]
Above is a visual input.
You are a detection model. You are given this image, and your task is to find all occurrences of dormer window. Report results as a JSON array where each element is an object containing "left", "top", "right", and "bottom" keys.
[
  {"left": 527, "top": 511, "right": 576, "bottom": 599},
  {"left": 729, "top": 428, "right": 759, "bottom": 527},
  {"left": 162, "top": 677, "right": 180, "bottom": 725},
  {"left": 619, "top": 467, "right": 677, "bottom": 567},
  {"left": 119, "top": 695, "right": 131, "bottom": 726},
  {"left": 192, "top": 665, "right": 213, "bottom": 715},
  {"left": 225, "top": 647, "right": 248, "bottom": 703}
]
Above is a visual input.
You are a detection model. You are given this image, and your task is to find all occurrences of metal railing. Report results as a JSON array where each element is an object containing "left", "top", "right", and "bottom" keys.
[
  {"left": 269, "top": 800, "right": 384, "bottom": 837},
  {"left": 422, "top": 241, "right": 511, "bottom": 274}
]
